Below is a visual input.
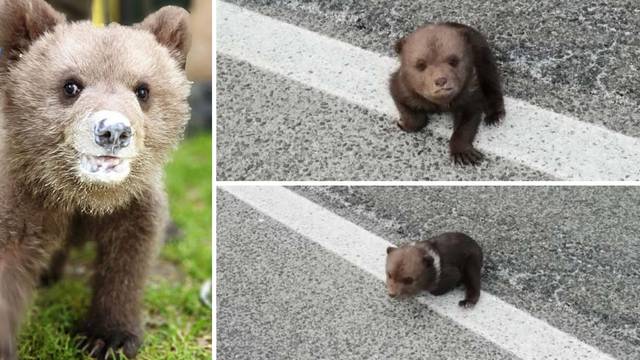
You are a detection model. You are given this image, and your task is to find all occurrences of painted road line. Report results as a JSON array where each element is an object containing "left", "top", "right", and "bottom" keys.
[
  {"left": 221, "top": 185, "right": 616, "bottom": 360},
  {"left": 217, "top": 1, "right": 640, "bottom": 181}
]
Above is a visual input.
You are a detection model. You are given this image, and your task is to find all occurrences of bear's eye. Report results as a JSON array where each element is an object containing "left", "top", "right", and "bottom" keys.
[
  {"left": 63, "top": 80, "right": 83, "bottom": 98},
  {"left": 415, "top": 60, "right": 427, "bottom": 71},
  {"left": 135, "top": 83, "right": 150, "bottom": 102},
  {"left": 401, "top": 277, "right": 414, "bottom": 285},
  {"left": 448, "top": 56, "right": 460, "bottom": 67}
]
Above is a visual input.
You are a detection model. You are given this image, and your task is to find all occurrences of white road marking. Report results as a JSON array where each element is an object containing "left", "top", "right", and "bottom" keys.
[
  {"left": 217, "top": 1, "right": 640, "bottom": 181},
  {"left": 221, "top": 185, "right": 617, "bottom": 360}
]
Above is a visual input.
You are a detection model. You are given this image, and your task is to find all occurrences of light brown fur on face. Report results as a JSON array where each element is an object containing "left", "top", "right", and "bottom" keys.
[
  {"left": 2, "top": 15, "right": 191, "bottom": 214},
  {"left": 0, "top": 1, "right": 191, "bottom": 359},
  {"left": 398, "top": 25, "right": 473, "bottom": 106},
  {"left": 386, "top": 245, "right": 435, "bottom": 297}
]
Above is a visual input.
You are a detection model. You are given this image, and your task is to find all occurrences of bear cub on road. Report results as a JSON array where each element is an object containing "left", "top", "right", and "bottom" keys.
[
  {"left": 386, "top": 232, "right": 483, "bottom": 307},
  {"left": 390, "top": 23, "right": 505, "bottom": 165},
  {"left": 0, "top": 0, "right": 191, "bottom": 359}
]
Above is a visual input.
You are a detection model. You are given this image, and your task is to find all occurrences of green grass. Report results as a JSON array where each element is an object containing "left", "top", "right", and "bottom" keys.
[{"left": 18, "top": 134, "right": 212, "bottom": 360}]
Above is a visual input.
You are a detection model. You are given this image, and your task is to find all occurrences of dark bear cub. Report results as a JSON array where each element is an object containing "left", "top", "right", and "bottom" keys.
[
  {"left": 386, "top": 232, "right": 483, "bottom": 307},
  {"left": 0, "top": 0, "right": 191, "bottom": 359},
  {"left": 390, "top": 23, "right": 505, "bottom": 165}
]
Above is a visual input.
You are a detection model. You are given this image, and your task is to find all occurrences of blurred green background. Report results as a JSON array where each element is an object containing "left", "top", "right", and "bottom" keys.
[{"left": 18, "top": 1, "right": 212, "bottom": 359}]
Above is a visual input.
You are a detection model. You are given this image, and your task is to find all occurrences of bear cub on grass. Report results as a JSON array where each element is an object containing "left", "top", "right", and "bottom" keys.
[
  {"left": 386, "top": 232, "right": 483, "bottom": 307},
  {"left": 0, "top": 0, "right": 191, "bottom": 359},
  {"left": 390, "top": 23, "right": 505, "bottom": 165}
]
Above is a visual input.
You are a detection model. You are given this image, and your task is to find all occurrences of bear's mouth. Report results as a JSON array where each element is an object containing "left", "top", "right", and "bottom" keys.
[
  {"left": 428, "top": 89, "right": 456, "bottom": 106},
  {"left": 435, "top": 87, "right": 454, "bottom": 94},
  {"left": 432, "top": 88, "right": 455, "bottom": 98},
  {"left": 78, "top": 154, "right": 131, "bottom": 183}
]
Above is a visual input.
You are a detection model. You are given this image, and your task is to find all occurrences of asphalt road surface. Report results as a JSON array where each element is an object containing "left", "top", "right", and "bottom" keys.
[
  {"left": 217, "top": 186, "right": 640, "bottom": 359},
  {"left": 216, "top": 1, "right": 640, "bottom": 181}
]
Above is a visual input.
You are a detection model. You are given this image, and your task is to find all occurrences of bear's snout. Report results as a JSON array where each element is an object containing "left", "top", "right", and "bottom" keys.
[
  {"left": 94, "top": 118, "right": 132, "bottom": 150},
  {"left": 73, "top": 110, "right": 139, "bottom": 184},
  {"left": 434, "top": 77, "right": 448, "bottom": 87},
  {"left": 93, "top": 111, "right": 133, "bottom": 152}
]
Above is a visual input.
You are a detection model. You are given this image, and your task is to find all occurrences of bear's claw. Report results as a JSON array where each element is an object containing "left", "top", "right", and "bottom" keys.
[{"left": 76, "top": 327, "right": 141, "bottom": 360}]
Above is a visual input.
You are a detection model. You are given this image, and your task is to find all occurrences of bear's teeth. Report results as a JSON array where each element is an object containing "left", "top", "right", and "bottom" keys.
[
  {"left": 79, "top": 154, "right": 130, "bottom": 183},
  {"left": 83, "top": 155, "right": 123, "bottom": 173}
]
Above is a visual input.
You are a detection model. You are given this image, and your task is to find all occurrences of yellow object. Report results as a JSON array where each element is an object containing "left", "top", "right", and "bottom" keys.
[
  {"left": 108, "top": 0, "right": 120, "bottom": 23},
  {"left": 91, "top": 0, "right": 106, "bottom": 26},
  {"left": 93, "top": 0, "right": 120, "bottom": 25}
]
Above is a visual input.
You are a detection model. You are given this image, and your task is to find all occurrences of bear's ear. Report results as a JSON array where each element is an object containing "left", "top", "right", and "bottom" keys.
[
  {"left": 136, "top": 6, "right": 191, "bottom": 69},
  {"left": 386, "top": 246, "right": 397, "bottom": 254},
  {"left": 394, "top": 37, "right": 406, "bottom": 55},
  {"left": 0, "top": 0, "right": 65, "bottom": 61}
]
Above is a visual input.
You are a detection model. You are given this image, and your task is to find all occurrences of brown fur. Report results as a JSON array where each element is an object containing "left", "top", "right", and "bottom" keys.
[
  {"left": 386, "top": 232, "right": 483, "bottom": 307},
  {"left": 0, "top": 1, "right": 191, "bottom": 359},
  {"left": 390, "top": 23, "right": 505, "bottom": 165}
]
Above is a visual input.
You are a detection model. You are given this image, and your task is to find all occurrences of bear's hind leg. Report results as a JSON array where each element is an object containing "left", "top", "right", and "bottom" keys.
[{"left": 459, "top": 256, "right": 482, "bottom": 308}]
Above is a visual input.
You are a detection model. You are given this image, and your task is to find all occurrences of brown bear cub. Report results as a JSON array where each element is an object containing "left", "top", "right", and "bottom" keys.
[
  {"left": 386, "top": 232, "right": 483, "bottom": 307},
  {"left": 0, "top": 1, "right": 191, "bottom": 359},
  {"left": 390, "top": 23, "right": 505, "bottom": 165}
]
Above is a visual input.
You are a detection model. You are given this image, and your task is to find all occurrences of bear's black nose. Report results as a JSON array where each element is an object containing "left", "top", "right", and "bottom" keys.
[
  {"left": 94, "top": 119, "right": 132, "bottom": 151},
  {"left": 434, "top": 77, "right": 448, "bottom": 87}
]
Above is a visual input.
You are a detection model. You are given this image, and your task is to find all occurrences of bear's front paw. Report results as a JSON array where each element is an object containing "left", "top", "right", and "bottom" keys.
[
  {"left": 451, "top": 147, "right": 484, "bottom": 166},
  {"left": 397, "top": 115, "right": 428, "bottom": 132},
  {"left": 76, "top": 325, "right": 142, "bottom": 360},
  {"left": 458, "top": 299, "right": 477, "bottom": 308},
  {"left": 484, "top": 108, "right": 505, "bottom": 126}
]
